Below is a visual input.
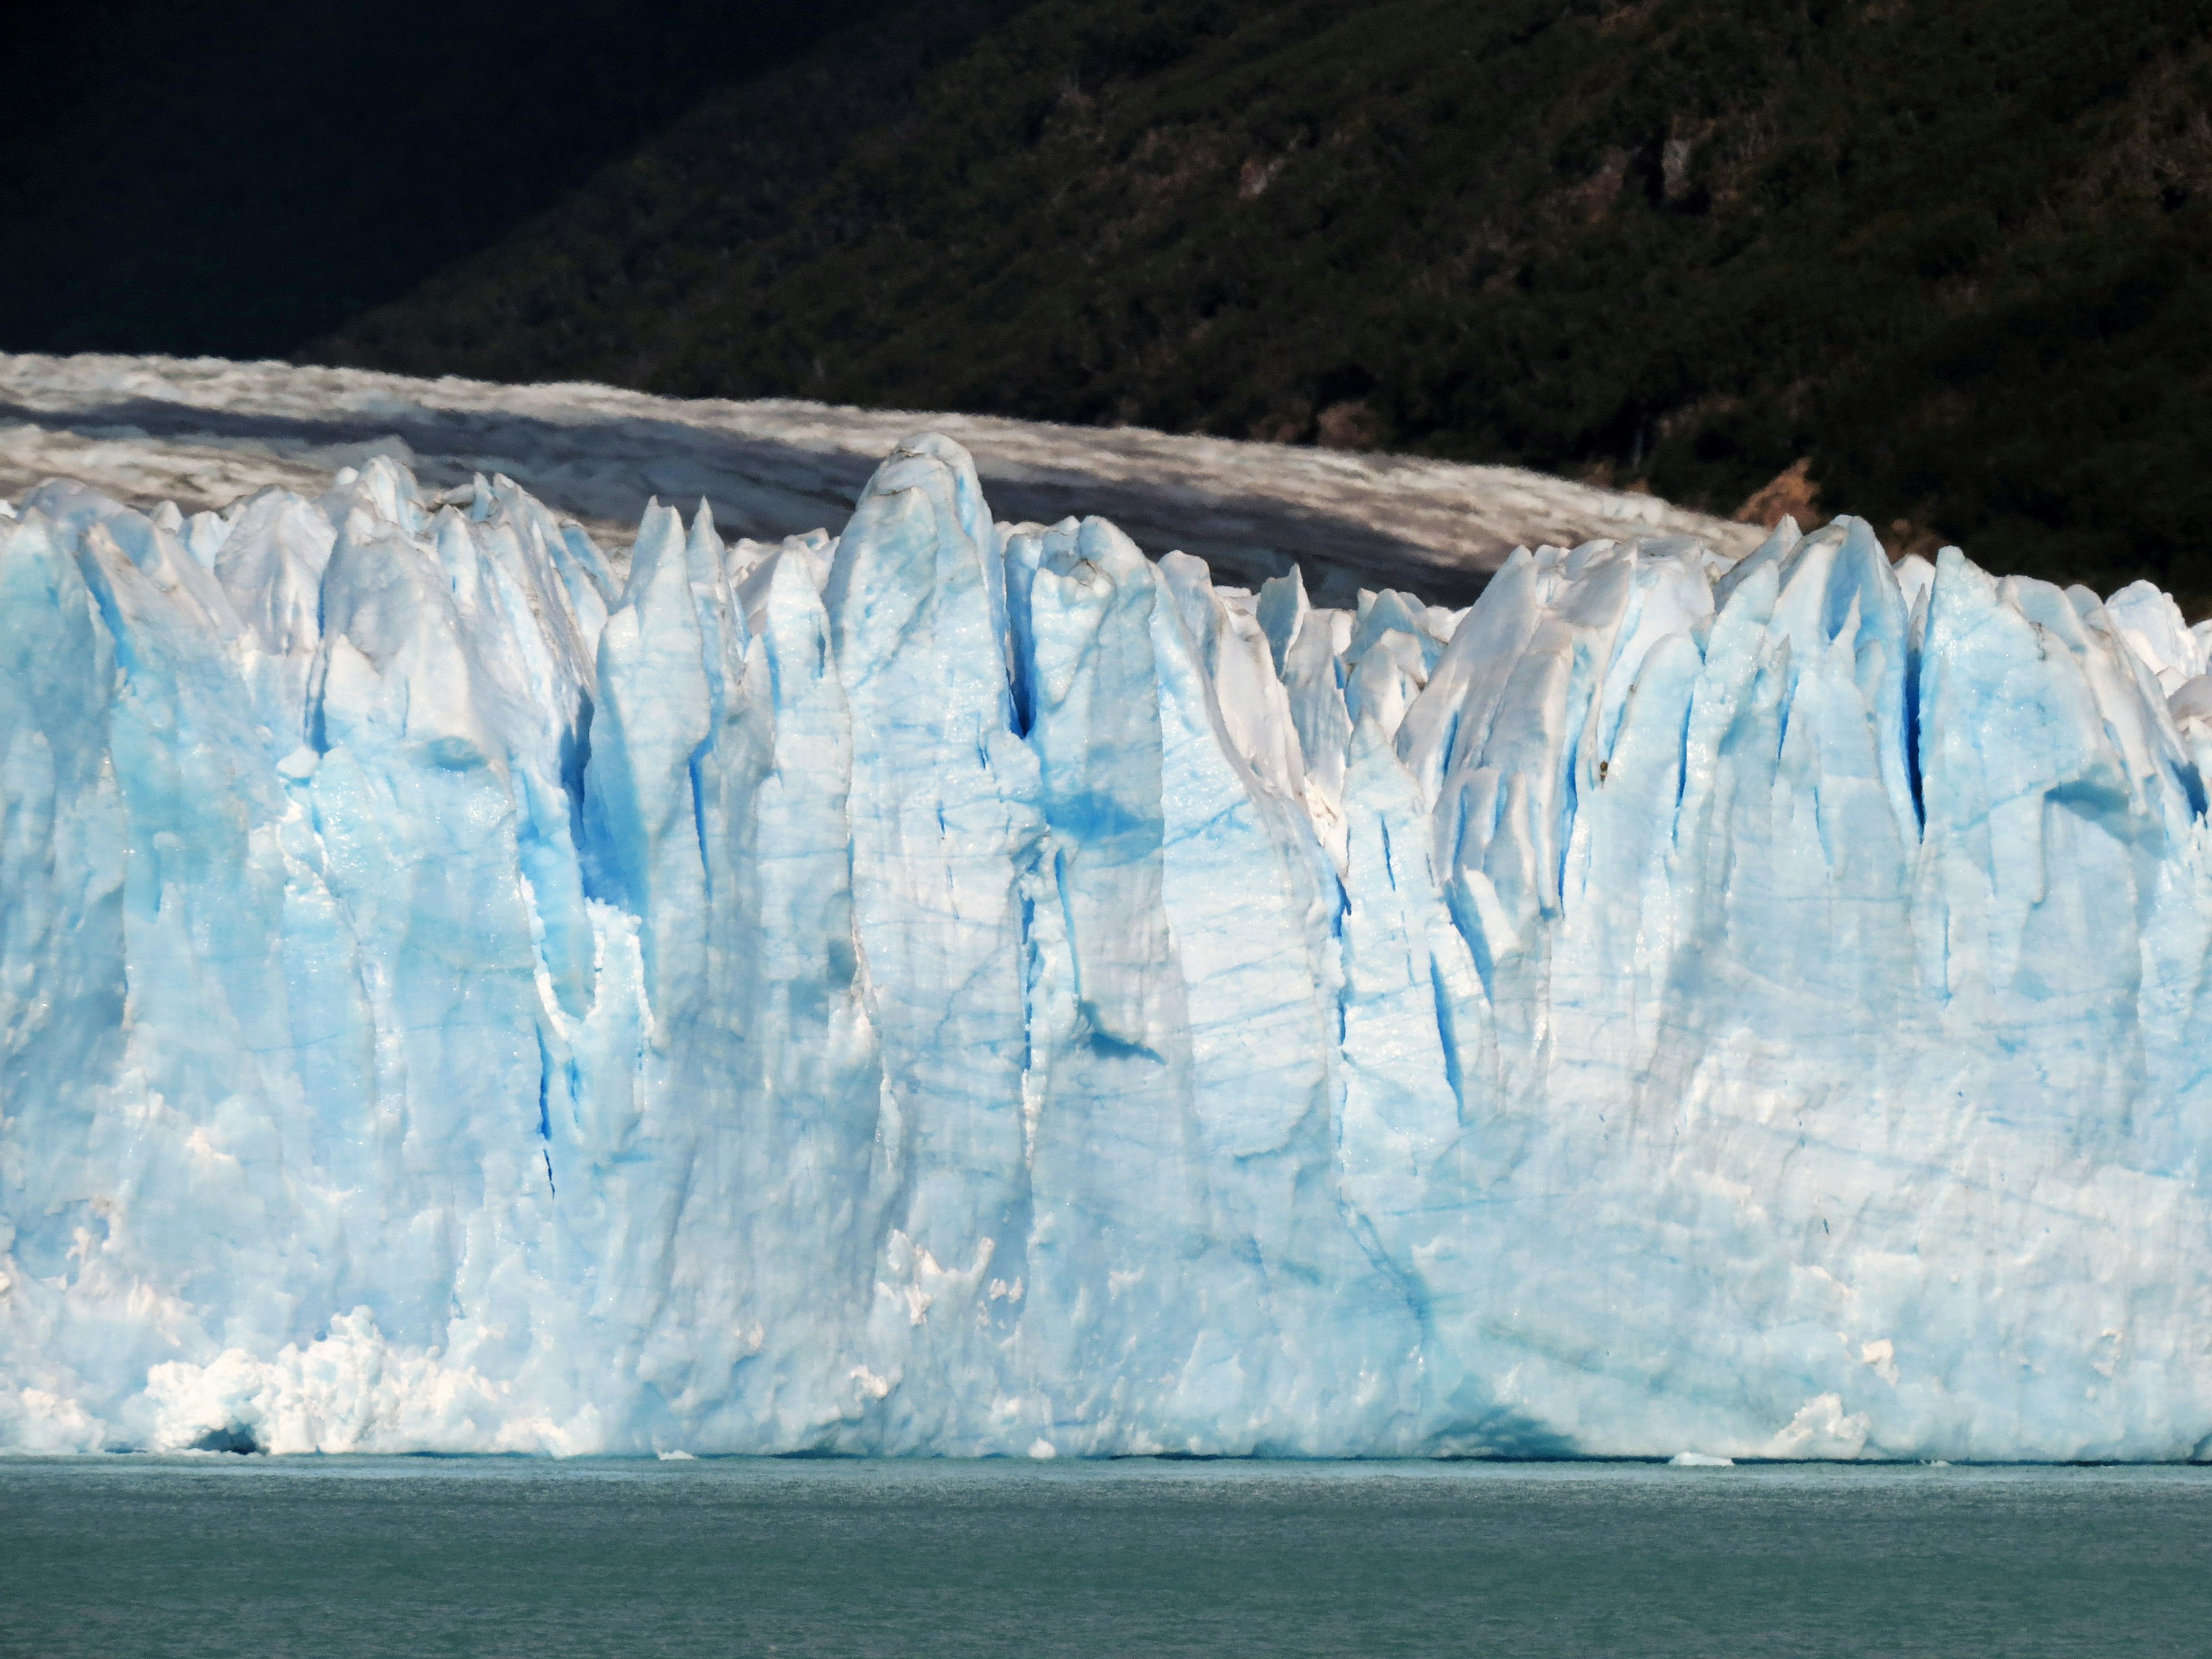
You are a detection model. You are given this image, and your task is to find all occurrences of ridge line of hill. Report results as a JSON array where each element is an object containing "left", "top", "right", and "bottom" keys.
[{"left": 311, "top": 0, "right": 2212, "bottom": 609}]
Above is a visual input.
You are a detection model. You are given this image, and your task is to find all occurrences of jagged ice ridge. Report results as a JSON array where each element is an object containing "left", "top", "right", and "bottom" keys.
[{"left": 4, "top": 435, "right": 2212, "bottom": 1461}]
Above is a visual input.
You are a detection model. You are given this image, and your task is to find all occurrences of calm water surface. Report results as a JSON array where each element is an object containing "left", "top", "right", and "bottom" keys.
[{"left": 2, "top": 1456, "right": 2208, "bottom": 1658}]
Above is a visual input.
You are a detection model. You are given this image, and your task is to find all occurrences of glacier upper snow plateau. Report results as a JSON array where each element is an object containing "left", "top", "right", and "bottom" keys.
[
  {"left": 0, "top": 351, "right": 1761, "bottom": 605},
  {"left": 4, "top": 430, "right": 2212, "bottom": 1463}
]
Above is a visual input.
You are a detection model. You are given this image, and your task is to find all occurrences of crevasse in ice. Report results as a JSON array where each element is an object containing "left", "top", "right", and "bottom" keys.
[{"left": 4, "top": 434, "right": 2212, "bottom": 1460}]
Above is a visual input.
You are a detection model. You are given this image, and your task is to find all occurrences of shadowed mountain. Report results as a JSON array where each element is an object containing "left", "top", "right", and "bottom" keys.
[
  {"left": 0, "top": 0, "right": 906, "bottom": 360},
  {"left": 309, "top": 0, "right": 2212, "bottom": 610}
]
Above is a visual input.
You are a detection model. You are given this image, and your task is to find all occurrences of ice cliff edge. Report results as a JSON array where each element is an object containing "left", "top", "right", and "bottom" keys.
[{"left": 5, "top": 434, "right": 2212, "bottom": 1461}]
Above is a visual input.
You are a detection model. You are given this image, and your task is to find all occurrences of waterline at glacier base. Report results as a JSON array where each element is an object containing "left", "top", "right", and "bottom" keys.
[{"left": 5, "top": 433, "right": 2211, "bottom": 1462}]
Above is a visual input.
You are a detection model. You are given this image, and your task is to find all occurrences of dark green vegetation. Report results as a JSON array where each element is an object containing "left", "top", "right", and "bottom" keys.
[{"left": 314, "top": 0, "right": 2212, "bottom": 605}]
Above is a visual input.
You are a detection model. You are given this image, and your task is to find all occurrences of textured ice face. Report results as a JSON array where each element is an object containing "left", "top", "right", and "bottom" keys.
[{"left": 3, "top": 441, "right": 2211, "bottom": 1461}]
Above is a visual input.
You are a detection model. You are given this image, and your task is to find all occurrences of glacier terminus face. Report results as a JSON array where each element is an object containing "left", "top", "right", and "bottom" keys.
[{"left": 4, "top": 433, "right": 2212, "bottom": 1461}]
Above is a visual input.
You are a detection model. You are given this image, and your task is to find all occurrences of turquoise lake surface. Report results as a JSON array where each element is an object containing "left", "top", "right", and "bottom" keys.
[{"left": 2, "top": 1457, "right": 2208, "bottom": 1657}]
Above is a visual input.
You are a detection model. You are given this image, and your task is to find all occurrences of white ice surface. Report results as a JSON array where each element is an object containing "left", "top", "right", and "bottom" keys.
[
  {"left": 2, "top": 429, "right": 2210, "bottom": 1461},
  {"left": 0, "top": 353, "right": 1761, "bottom": 607}
]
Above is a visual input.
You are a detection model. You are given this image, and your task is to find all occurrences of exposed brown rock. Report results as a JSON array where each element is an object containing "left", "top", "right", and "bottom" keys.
[
  {"left": 1315, "top": 399, "right": 1381, "bottom": 450},
  {"left": 1571, "top": 147, "right": 1632, "bottom": 223},
  {"left": 1237, "top": 156, "right": 1286, "bottom": 200},
  {"left": 1735, "top": 457, "right": 1819, "bottom": 528},
  {"left": 1883, "top": 517, "right": 1944, "bottom": 561}
]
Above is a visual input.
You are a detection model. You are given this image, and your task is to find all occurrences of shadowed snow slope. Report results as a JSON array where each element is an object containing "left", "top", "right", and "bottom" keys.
[
  {"left": 3, "top": 435, "right": 2211, "bottom": 1460},
  {"left": 0, "top": 354, "right": 1759, "bottom": 608}
]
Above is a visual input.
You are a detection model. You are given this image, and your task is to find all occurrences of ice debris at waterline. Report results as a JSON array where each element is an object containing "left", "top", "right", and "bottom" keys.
[{"left": 5, "top": 437, "right": 2212, "bottom": 1462}]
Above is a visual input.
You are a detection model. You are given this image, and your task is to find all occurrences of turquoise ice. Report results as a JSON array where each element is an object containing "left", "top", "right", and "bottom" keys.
[{"left": 3, "top": 437, "right": 2211, "bottom": 1460}]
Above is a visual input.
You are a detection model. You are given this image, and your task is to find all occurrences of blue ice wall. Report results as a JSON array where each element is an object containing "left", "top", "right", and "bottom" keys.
[{"left": 5, "top": 442, "right": 2212, "bottom": 1460}]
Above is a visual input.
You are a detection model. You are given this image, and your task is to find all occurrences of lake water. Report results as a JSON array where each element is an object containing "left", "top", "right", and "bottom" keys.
[{"left": 2, "top": 1457, "right": 2207, "bottom": 1657}]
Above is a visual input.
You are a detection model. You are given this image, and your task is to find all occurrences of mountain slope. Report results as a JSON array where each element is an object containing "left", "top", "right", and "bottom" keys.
[
  {"left": 313, "top": 0, "right": 2212, "bottom": 605},
  {"left": 0, "top": 2, "right": 907, "bottom": 360}
]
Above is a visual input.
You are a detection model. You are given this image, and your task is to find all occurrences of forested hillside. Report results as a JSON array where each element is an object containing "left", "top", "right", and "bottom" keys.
[{"left": 313, "top": 0, "right": 2212, "bottom": 603}]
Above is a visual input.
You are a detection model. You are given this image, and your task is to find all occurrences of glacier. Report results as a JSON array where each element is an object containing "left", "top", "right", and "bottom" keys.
[
  {"left": 0, "top": 351, "right": 1760, "bottom": 606},
  {"left": 4, "top": 432, "right": 2212, "bottom": 1461}
]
